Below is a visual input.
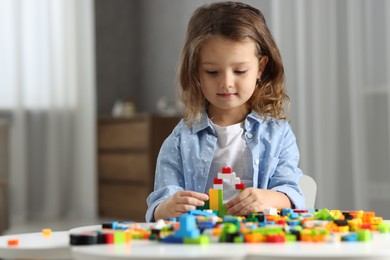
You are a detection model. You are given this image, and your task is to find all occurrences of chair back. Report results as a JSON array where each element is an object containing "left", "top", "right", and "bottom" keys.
[{"left": 299, "top": 175, "right": 317, "bottom": 209}]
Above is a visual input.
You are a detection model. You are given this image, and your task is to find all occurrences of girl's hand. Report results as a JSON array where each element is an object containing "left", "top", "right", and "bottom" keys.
[
  {"left": 154, "top": 191, "right": 209, "bottom": 220},
  {"left": 225, "top": 188, "right": 291, "bottom": 216}
]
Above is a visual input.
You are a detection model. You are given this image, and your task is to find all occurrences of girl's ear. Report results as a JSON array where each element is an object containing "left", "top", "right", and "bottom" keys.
[{"left": 258, "top": 56, "right": 269, "bottom": 78}]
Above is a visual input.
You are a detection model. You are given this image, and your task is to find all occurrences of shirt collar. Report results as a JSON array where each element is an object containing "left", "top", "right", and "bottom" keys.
[
  {"left": 191, "top": 111, "right": 214, "bottom": 135},
  {"left": 191, "top": 110, "right": 264, "bottom": 134}
]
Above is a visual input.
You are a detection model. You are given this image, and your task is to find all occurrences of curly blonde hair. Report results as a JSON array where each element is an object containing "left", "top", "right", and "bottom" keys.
[{"left": 178, "top": 1, "right": 289, "bottom": 124}]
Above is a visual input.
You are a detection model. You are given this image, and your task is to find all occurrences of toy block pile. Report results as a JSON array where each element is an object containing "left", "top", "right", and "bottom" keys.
[
  {"left": 69, "top": 208, "right": 390, "bottom": 245},
  {"left": 69, "top": 166, "right": 390, "bottom": 245}
]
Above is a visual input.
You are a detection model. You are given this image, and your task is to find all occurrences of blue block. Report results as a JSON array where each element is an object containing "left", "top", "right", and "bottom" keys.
[
  {"left": 187, "top": 209, "right": 216, "bottom": 217},
  {"left": 281, "top": 208, "right": 293, "bottom": 216},
  {"left": 160, "top": 235, "right": 184, "bottom": 244},
  {"left": 342, "top": 233, "right": 358, "bottom": 242},
  {"left": 287, "top": 220, "right": 301, "bottom": 226},
  {"left": 223, "top": 216, "right": 240, "bottom": 223},
  {"left": 173, "top": 214, "right": 200, "bottom": 239},
  {"left": 198, "top": 221, "right": 215, "bottom": 230}
]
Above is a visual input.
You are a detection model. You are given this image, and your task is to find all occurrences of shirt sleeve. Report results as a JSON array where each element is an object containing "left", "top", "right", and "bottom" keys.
[
  {"left": 268, "top": 122, "right": 305, "bottom": 209},
  {"left": 145, "top": 121, "right": 185, "bottom": 222}
]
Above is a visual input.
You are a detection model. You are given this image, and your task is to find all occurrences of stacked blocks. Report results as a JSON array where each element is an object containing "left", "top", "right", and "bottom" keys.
[{"left": 207, "top": 166, "right": 245, "bottom": 216}]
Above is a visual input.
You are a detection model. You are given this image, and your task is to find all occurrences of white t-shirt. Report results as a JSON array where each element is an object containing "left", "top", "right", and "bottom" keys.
[{"left": 208, "top": 121, "right": 252, "bottom": 203}]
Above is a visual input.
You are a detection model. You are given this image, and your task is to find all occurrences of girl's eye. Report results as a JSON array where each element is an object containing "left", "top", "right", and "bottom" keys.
[
  {"left": 206, "top": 71, "right": 218, "bottom": 75},
  {"left": 235, "top": 70, "right": 247, "bottom": 74}
]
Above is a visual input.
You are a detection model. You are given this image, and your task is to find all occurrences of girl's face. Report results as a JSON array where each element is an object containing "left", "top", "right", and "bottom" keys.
[{"left": 198, "top": 36, "right": 267, "bottom": 122}]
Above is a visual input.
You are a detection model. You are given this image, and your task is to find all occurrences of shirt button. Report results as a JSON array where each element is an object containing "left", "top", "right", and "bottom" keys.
[
  {"left": 247, "top": 133, "right": 253, "bottom": 139},
  {"left": 254, "top": 159, "right": 260, "bottom": 165}
]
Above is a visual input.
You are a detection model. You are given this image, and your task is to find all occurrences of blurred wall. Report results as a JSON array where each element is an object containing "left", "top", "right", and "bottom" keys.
[
  {"left": 95, "top": 0, "right": 272, "bottom": 115},
  {"left": 95, "top": 0, "right": 138, "bottom": 115}
]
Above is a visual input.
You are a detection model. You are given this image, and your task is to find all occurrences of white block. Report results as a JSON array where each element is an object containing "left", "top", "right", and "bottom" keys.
[
  {"left": 213, "top": 184, "right": 223, "bottom": 190},
  {"left": 264, "top": 207, "right": 278, "bottom": 215}
]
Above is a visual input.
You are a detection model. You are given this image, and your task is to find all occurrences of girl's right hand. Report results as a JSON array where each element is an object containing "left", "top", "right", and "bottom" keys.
[{"left": 153, "top": 191, "right": 209, "bottom": 220}]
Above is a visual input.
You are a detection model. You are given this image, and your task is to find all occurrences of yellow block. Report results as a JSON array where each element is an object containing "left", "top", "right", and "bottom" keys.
[
  {"left": 209, "top": 188, "right": 221, "bottom": 210},
  {"left": 42, "top": 229, "right": 52, "bottom": 236}
]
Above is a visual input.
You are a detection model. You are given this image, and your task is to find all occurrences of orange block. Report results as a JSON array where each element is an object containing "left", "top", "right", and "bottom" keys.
[
  {"left": 124, "top": 230, "right": 132, "bottom": 242},
  {"left": 7, "top": 239, "right": 19, "bottom": 246},
  {"left": 245, "top": 233, "right": 264, "bottom": 243}
]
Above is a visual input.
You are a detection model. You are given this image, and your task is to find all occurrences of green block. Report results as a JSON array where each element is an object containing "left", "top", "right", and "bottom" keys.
[
  {"left": 245, "top": 213, "right": 259, "bottom": 223},
  {"left": 220, "top": 223, "right": 237, "bottom": 242},
  {"left": 225, "top": 223, "right": 238, "bottom": 233},
  {"left": 233, "top": 235, "right": 244, "bottom": 243},
  {"left": 357, "top": 229, "right": 372, "bottom": 242},
  {"left": 132, "top": 233, "right": 143, "bottom": 239},
  {"left": 314, "top": 208, "right": 332, "bottom": 220},
  {"left": 218, "top": 190, "right": 223, "bottom": 208},
  {"left": 184, "top": 235, "right": 210, "bottom": 244},
  {"left": 290, "top": 226, "right": 302, "bottom": 231},
  {"left": 253, "top": 226, "right": 283, "bottom": 235},
  {"left": 196, "top": 199, "right": 210, "bottom": 210},
  {"left": 378, "top": 223, "right": 390, "bottom": 233},
  {"left": 114, "top": 231, "right": 125, "bottom": 244},
  {"left": 218, "top": 204, "right": 228, "bottom": 217},
  {"left": 285, "top": 234, "right": 297, "bottom": 242},
  {"left": 204, "top": 200, "right": 210, "bottom": 209}
]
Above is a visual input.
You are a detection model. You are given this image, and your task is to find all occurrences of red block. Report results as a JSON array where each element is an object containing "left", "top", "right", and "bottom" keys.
[
  {"left": 105, "top": 233, "right": 114, "bottom": 244},
  {"left": 222, "top": 166, "right": 232, "bottom": 173},
  {"left": 266, "top": 234, "right": 285, "bottom": 243},
  {"left": 361, "top": 223, "right": 372, "bottom": 230},
  {"left": 214, "top": 178, "right": 223, "bottom": 184},
  {"left": 235, "top": 183, "right": 245, "bottom": 190},
  {"left": 293, "top": 209, "right": 308, "bottom": 213}
]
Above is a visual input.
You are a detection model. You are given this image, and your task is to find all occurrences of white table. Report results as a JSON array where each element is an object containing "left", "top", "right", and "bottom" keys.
[
  {"left": 70, "top": 225, "right": 390, "bottom": 260},
  {"left": 0, "top": 231, "right": 71, "bottom": 259}
]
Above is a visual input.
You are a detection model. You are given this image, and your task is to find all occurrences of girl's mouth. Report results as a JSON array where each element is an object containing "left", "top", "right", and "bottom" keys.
[{"left": 217, "top": 93, "right": 237, "bottom": 97}]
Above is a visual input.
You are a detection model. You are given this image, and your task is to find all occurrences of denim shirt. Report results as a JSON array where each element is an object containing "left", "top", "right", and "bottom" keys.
[{"left": 145, "top": 110, "right": 305, "bottom": 222}]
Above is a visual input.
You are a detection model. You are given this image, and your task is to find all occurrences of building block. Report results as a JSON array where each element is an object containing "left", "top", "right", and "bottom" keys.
[
  {"left": 245, "top": 233, "right": 264, "bottom": 243},
  {"left": 342, "top": 233, "right": 358, "bottom": 242},
  {"left": 209, "top": 188, "right": 223, "bottom": 210},
  {"left": 183, "top": 234, "right": 210, "bottom": 244},
  {"left": 222, "top": 166, "right": 232, "bottom": 173},
  {"left": 357, "top": 229, "right": 372, "bottom": 241},
  {"left": 173, "top": 214, "right": 200, "bottom": 239},
  {"left": 187, "top": 209, "right": 216, "bottom": 217},
  {"left": 214, "top": 178, "right": 223, "bottom": 184},
  {"left": 232, "top": 178, "right": 241, "bottom": 185},
  {"left": 264, "top": 208, "right": 278, "bottom": 215},
  {"left": 213, "top": 184, "right": 223, "bottom": 190},
  {"left": 70, "top": 233, "right": 98, "bottom": 245},
  {"left": 114, "top": 231, "right": 125, "bottom": 244},
  {"left": 42, "top": 228, "right": 52, "bottom": 236},
  {"left": 378, "top": 222, "right": 390, "bottom": 233},
  {"left": 235, "top": 183, "right": 245, "bottom": 190},
  {"left": 7, "top": 239, "right": 19, "bottom": 246},
  {"left": 266, "top": 234, "right": 286, "bottom": 243}
]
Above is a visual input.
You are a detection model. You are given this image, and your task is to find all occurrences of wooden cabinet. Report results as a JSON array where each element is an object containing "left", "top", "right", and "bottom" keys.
[{"left": 97, "top": 114, "right": 180, "bottom": 221}]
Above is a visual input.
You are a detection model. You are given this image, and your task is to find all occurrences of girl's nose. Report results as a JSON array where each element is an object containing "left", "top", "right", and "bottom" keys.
[{"left": 219, "top": 72, "right": 234, "bottom": 90}]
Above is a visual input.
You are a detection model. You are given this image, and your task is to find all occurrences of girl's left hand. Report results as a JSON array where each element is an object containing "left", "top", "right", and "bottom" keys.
[{"left": 225, "top": 188, "right": 291, "bottom": 215}]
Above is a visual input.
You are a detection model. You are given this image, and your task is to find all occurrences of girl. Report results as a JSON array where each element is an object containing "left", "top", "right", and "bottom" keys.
[{"left": 146, "top": 1, "right": 304, "bottom": 222}]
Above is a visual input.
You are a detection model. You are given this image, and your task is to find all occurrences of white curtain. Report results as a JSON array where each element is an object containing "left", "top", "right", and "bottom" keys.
[
  {"left": 270, "top": 0, "right": 390, "bottom": 217},
  {"left": 0, "top": 0, "right": 96, "bottom": 224}
]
